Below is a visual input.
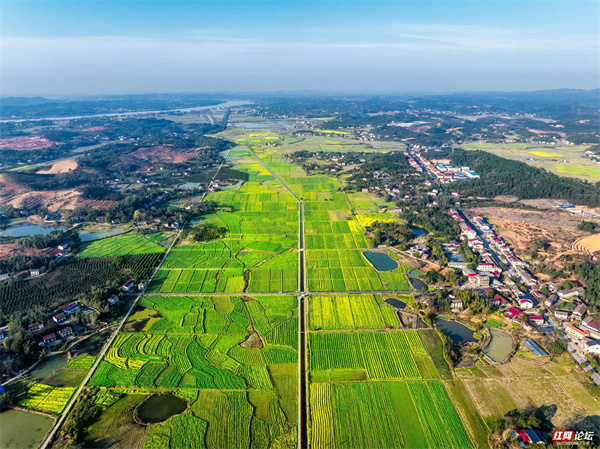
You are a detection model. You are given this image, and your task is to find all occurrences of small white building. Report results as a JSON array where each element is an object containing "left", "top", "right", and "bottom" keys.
[
  {"left": 585, "top": 339, "right": 600, "bottom": 355},
  {"left": 520, "top": 298, "right": 534, "bottom": 309},
  {"left": 450, "top": 298, "right": 464, "bottom": 310}
]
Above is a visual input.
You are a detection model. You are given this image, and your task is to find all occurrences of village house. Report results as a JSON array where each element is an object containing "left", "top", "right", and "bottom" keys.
[
  {"left": 554, "top": 309, "right": 571, "bottom": 321},
  {"left": 581, "top": 318, "right": 600, "bottom": 339},
  {"left": 122, "top": 280, "right": 135, "bottom": 292},
  {"left": 573, "top": 303, "right": 588, "bottom": 320},
  {"left": 558, "top": 287, "right": 585, "bottom": 299},
  {"left": 30, "top": 269, "right": 40, "bottom": 277},
  {"left": 584, "top": 339, "right": 600, "bottom": 355},
  {"left": 493, "top": 293, "right": 510, "bottom": 306},
  {"left": 565, "top": 324, "right": 590, "bottom": 340},
  {"left": 450, "top": 298, "right": 463, "bottom": 310},
  {"left": 61, "top": 302, "right": 82, "bottom": 315},
  {"left": 519, "top": 298, "right": 534, "bottom": 309},
  {"left": 52, "top": 313, "right": 68, "bottom": 324},
  {"left": 57, "top": 327, "right": 73, "bottom": 339},
  {"left": 41, "top": 333, "right": 57, "bottom": 346},
  {"left": 28, "top": 322, "right": 44, "bottom": 333},
  {"left": 544, "top": 294, "right": 558, "bottom": 307},
  {"left": 0, "top": 273, "right": 9, "bottom": 281},
  {"left": 0, "top": 329, "right": 8, "bottom": 341},
  {"left": 505, "top": 307, "right": 524, "bottom": 321},
  {"left": 107, "top": 294, "right": 119, "bottom": 305},
  {"left": 529, "top": 316, "right": 545, "bottom": 327},
  {"left": 420, "top": 297, "right": 435, "bottom": 307}
]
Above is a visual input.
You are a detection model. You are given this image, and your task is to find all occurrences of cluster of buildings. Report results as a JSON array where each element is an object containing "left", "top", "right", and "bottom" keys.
[
  {"left": 408, "top": 152, "right": 479, "bottom": 183},
  {"left": 443, "top": 209, "right": 559, "bottom": 333},
  {"left": 34, "top": 302, "right": 91, "bottom": 348},
  {"left": 547, "top": 287, "right": 600, "bottom": 354}
]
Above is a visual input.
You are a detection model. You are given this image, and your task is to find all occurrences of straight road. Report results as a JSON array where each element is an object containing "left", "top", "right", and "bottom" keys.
[{"left": 249, "top": 148, "right": 308, "bottom": 449}]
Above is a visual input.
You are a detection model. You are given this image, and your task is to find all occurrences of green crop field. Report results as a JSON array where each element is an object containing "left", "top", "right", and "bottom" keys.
[
  {"left": 310, "top": 380, "right": 473, "bottom": 449},
  {"left": 309, "top": 331, "right": 431, "bottom": 380},
  {"left": 309, "top": 294, "right": 400, "bottom": 330},
  {"left": 77, "top": 233, "right": 166, "bottom": 258},
  {"left": 13, "top": 380, "right": 76, "bottom": 415},
  {"left": 306, "top": 249, "right": 410, "bottom": 291},
  {"left": 87, "top": 294, "right": 298, "bottom": 447}
]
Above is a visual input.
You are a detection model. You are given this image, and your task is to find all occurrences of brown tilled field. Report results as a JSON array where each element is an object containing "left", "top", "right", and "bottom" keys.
[
  {"left": 119, "top": 145, "right": 201, "bottom": 165},
  {"left": 573, "top": 234, "right": 600, "bottom": 256}
]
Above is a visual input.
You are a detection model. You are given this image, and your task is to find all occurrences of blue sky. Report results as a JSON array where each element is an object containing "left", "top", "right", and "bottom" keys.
[{"left": 2, "top": 1, "right": 598, "bottom": 96}]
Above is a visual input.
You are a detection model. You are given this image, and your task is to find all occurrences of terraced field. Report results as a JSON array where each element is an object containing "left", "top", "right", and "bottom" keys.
[{"left": 88, "top": 294, "right": 298, "bottom": 447}]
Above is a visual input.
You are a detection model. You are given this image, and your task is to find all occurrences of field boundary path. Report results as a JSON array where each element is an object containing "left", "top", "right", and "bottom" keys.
[
  {"left": 248, "top": 148, "right": 309, "bottom": 449},
  {"left": 145, "top": 290, "right": 412, "bottom": 296},
  {"left": 39, "top": 149, "right": 232, "bottom": 449}
]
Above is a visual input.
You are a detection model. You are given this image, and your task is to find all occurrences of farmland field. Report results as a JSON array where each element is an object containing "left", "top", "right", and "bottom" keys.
[
  {"left": 72, "top": 130, "right": 486, "bottom": 448},
  {"left": 309, "top": 294, "right": 400, "bottom": 330},
  {"left": 310, "top": 380, "right": 473, "bottom": 449},
  {"left": 87, "top": 294, "right": 298, "bottom": 447},
  {"left": 459, "top": 141, "right": 598, "bottom": 181},
  {"left": 309, "top": 330, "right": 432, "bottom": 380},
  {"left": 11, "top": 380, "right": 76, "bottom": 415},
  {"left": 77, "top": 233, "right": 166, "bottom": 258},
  {"left": 455, "top": 357, "right": 600, "bottom": 430}
]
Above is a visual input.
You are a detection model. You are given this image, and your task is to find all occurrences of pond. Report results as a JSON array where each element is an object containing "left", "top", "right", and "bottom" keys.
[
  {"left": 408, "top": 277, "right": 426, "bottom": 291},
  {"left": 79, "top": 228, "right": 126, "bottom": 242},
  {"left": 384, "top": 298, "right": 406, "bottom": 309},
  {"left": 407, "top": 269, "right": 423, "bottom": 277},
  {"left": 136, "top": 394, "right": 188, "bottom": 424},
  {"left": 411, "top": 227, "right": 425, "bottom": 236},
  {"left": 0, "top": 223, "right": 66, "bottom": 238},
  {"left": 484, "top": 328, "right": 514, "bottom": 363},
  {"left": 178, "top": 183, "right": 200, "bottom": 189},
  {"left": 221, "top": 180, "right": 243, "bottom": 190},
  {"left": 447, "top": 252, "right": 465, "bottom": 263},
  {"left": 363, "top": 251, "right": 398, "bottom": 271},
  {"left": 0, "top": 409, "right": 54, "bottom": 449},
  {"left": 435, "top": 319, "right": 477, "bottom": 344},
  {"left": 29, "top": 354, "right": 69, "bottom": 382}
]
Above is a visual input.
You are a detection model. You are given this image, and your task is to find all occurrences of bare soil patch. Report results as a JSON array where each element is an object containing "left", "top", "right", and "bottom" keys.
[
  {"left": 470, "top": 206, "right": 597, "bottom": 263},
  {"left": 36, "top": 159, "right": 78, "bottom": 174},
  {"left": 0, "top": 244, "right": 55, "bottom": 260}
]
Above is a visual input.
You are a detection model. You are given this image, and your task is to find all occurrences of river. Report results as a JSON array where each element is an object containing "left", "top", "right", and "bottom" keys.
[{"left": 0, "top": 100, "right": 250, "bottom": 123}]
